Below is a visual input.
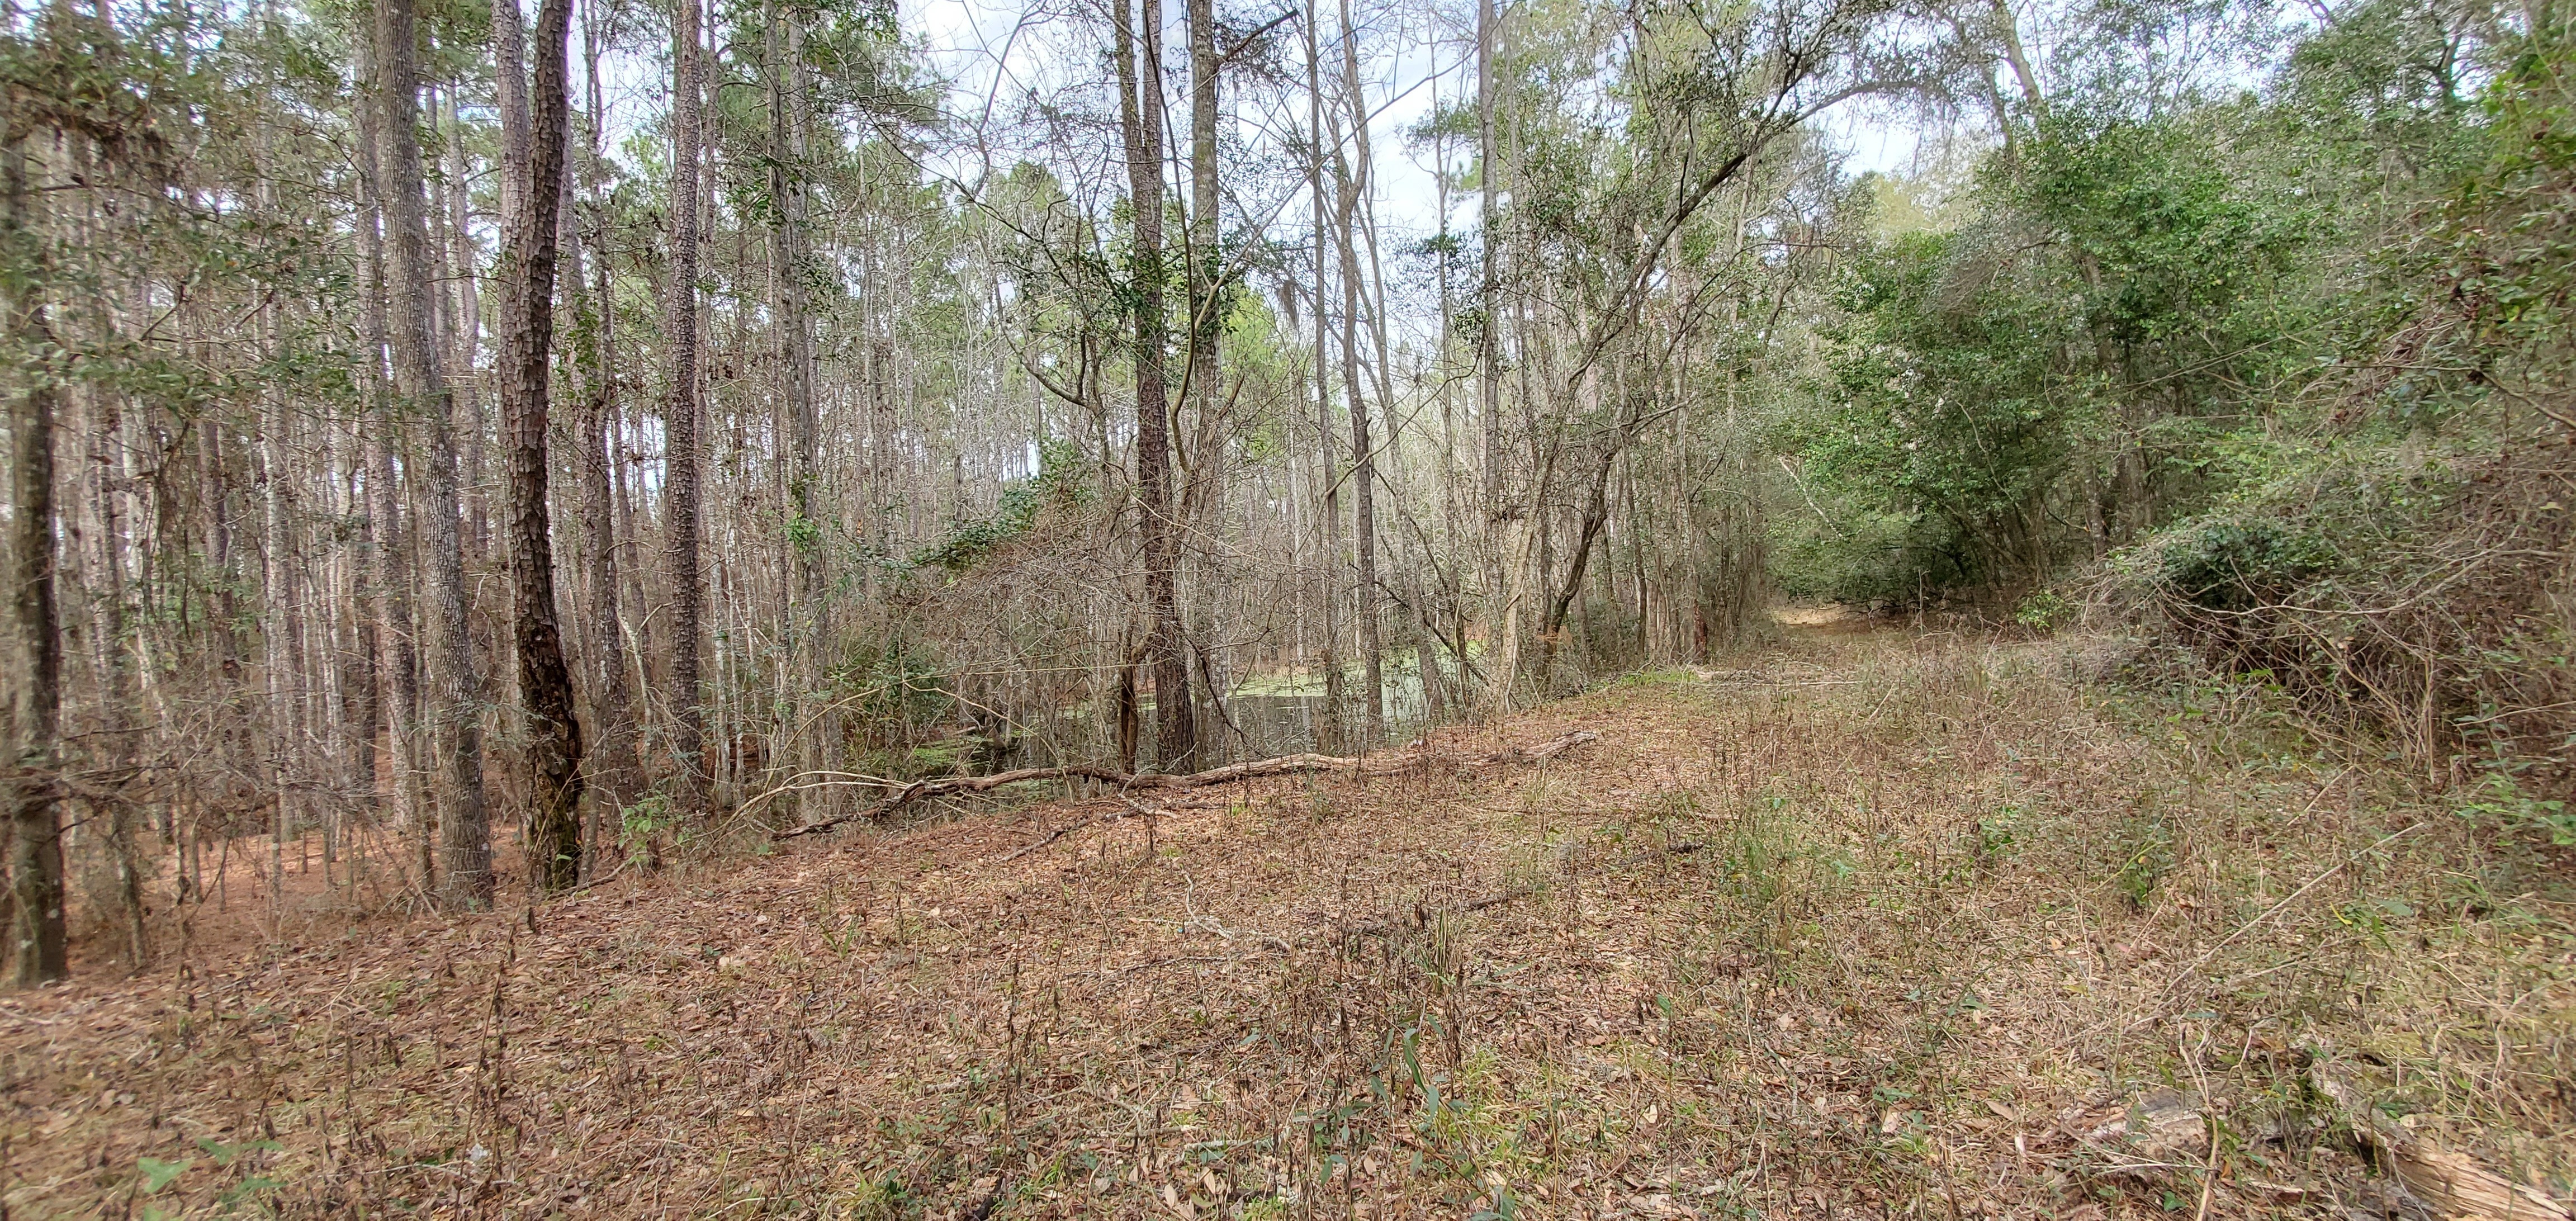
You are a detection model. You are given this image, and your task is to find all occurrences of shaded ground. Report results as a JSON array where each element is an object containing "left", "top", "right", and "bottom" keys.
[{"left": 4, "top": 625, "right": 2571, "bottom": 1219}]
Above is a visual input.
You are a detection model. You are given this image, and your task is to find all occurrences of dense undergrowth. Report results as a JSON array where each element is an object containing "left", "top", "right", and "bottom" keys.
[
  {"left": 3, "top": 623, "right": 2566, "bottom": 1219},
  {"left": 1772, "top": 9, "right": 2576, "bottom": 820}
]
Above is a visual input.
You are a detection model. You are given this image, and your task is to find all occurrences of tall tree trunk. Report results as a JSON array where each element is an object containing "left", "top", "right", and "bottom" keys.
[
  {"left": 1332, "top": 0, "right": 1384, "bottom": 744},
  {"left": 665, "top": 0, "right": 709, "bottom": 816},
  {"left": 1114, "top": 0, "right": 1194, "bottom": 772},
  {"left": 768, "top": 0, "right": 826, "bottom": 816},
  {"left": 378, "top": 0, "right": 492, "bottom": 908},
  {"left": 443, "top": 92, "right": 491, "bottom": 570},
  {"left": 1304, "top": 0, "right": 1344, "bottom": 751},
  {"left": 498, "top": 0, "right": 586, "bottom": 891},
  {"left": 1183, "top": 0, "right": 1220, "bottom": 769},
  {"left": 259, "top": 340, "right": 303, "bottom": 908},
  {"left": 1476, "top": 0, "right": 1524, "bottom": 713},
  {"left": 3, "top": 131, "right": 66, "bottom": 984},
  {"left": 353, "top": 39, "right": 425, "bottom": 886},
  {"left": 567, "top": 0, "right": 635, "bottom": 865}
]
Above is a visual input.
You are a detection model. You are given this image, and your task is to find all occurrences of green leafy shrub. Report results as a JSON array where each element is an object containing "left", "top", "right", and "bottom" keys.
[
  {"left": 908, "top": 438, "right": 1090, "bottom": 571},
  {"left": 2013, "top": 588, "right": 2075, "bottom": 631},
  {"left": 2155, "top": 520, "right": 2334, "bottom": 612},
  {"left": 2114, "top": 817, "right": 2175, "bottom": 911}
]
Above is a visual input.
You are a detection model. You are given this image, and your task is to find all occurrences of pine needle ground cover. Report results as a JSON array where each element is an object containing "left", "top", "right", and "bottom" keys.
[{"left": 4, "top": 625, "right": 2569, "bottom": 1219}]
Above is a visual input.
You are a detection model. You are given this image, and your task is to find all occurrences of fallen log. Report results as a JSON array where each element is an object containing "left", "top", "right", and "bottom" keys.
[
  {"left": 2312, "top": 1068, "right": 2572, "bottom": 1221},
  {"left": 770, "top": 728, "right": 1599, "bottom": 840}
]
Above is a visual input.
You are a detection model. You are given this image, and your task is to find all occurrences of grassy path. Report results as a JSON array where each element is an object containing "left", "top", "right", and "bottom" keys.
[{"left": 5, "top": 626, "right": 2570, "bottom": 1218}]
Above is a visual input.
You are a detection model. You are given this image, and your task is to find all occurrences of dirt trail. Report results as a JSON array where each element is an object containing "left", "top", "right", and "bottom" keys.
[{"left": 4, "top": 626, "right": 2569, "bottom": 1219}]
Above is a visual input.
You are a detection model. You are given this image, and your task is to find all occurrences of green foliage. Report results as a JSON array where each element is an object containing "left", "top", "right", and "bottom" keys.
[
  {"left": 835, "top": 637, "right": 949, "bottom": 731},
  {"left": 2155, "top": 519, "right": 2334, "bottom": 612},
  {"left": 618, "top": 793, "right": 681, "bottom": 863},
  {"left": 2456, "top": 772, "right": 2576, "bottom": 848},
  {"left": 1791, "top": 225, "right": 2095, "bottom": 594},
  {"left": 1782, "top": 64, "right": 2351, "bottom": 604},
  {"left": 2013, "top": 588, "right": 2075, "bottom": 631},
  {"left": 2114, "top": 816, "right": 2175, "bottom": 910},
  {"left": 1974, "top": 802, "right": 2026, "bottom": 870},
  {"left": 907, "top": 437, "right": 1090, "bottom": 572},
  {"left": 135, "top": 1156, "right": 191, "bottom": 1194}
]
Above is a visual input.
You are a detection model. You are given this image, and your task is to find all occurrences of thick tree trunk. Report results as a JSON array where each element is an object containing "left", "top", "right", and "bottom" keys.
[
  {"left": 3, "top": 133, "right": 67, "bottom": 985},
  {"left": 497, "top": 0, "right": 586, "bottom": 891},
  {"left": 1115, "top": 0, "right": 1195, "bottom": 772},
  {"left": 377, "top": 0, "right": 492, "bottom": 908},
  {"left": 665, "top": 0, "right": 709, "bottom": 818},
  {"left": 353, "top": 53, "right": 425, "bottom": 884},
  {"left": 1183, "top": 0, "right": 1220, "bottom": 770}
]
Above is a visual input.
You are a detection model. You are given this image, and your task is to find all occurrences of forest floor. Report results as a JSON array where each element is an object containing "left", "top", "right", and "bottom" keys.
[{"left": 4, "top": 621, "right": 2573, "bottom": 1220}]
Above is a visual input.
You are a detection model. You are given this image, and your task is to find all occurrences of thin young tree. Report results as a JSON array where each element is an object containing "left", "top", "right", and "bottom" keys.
[
  {"left": 566, "top": 0, "right": 637, "bottom": 855},
  {"left": 1475, "top": 0, "right": 1517, "bottom": 712},
  {"left": 1330, "top": 0, "right": 1384, "bottom": 743},
  {"left": 767, "top": 0, "right": 825, "bottom": 810}
]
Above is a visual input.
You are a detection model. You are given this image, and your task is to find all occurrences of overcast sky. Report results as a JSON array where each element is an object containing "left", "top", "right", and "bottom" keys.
[{"left": 895, "top": 0, "right": 1926, "bottom": 252}]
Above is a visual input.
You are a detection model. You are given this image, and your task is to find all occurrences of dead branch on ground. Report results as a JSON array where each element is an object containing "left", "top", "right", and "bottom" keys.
[{"left": 771, "top": 729, "right": 1600, "bottom": 840}]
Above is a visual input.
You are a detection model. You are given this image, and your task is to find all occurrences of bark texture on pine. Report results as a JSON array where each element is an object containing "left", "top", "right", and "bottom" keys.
[
  {"left": 498, "top": 0, "right": 586, "bottom": 891},
  {"left": 664, "top": 0, "right": 709, "bottom": 816},
  {"left": 353, "top": 29, "right": 424, "bottom": 875},
  {"left": 377, "top": 0, "right": 492, "bottom": 908}
]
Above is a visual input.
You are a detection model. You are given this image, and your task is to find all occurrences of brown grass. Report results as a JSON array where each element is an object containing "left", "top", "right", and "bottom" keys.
[{"left": 3, "top": 624, "right": 2570, "bottom": 1219}]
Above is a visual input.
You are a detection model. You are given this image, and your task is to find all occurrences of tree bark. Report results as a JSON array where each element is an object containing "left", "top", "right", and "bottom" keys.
[
  {"left": 1114, "top": 0, "right": 1195, "bottom": 772},
  {"left": 3, "top": 132, "right": 67, "bottom": 985},
  {"left": 1331, "top": 0, "right": 1384, "bottom": 744},
  {"left": 1183, "top": 0, "right": 1220, "bottom": 768},
  {"left": 769, "top": 0, "right": 826, "bottom": 816},
  {"left": 353, "top": 41, "right": 425, "bottom": 884},
  {"left": 353, "top": 42, "right": 427, "bottom": 887},
  {"left": 665, "top": 0, "right": 709, "bottom": 816},
  {"left": 567, "top": 0, "right": 636, "bottom": 865},
  {"left": 377, "top": 0, "right": 492, "bottom": 908},
  {"left": 1303, "top": 0, "right": 1344, "bottom": 752},
  {"left": 498, "top": 0, "right": 586, "bottom": 891}
]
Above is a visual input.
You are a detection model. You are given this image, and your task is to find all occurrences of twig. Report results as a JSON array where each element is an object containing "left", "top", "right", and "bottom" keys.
[
  {"left": 2164, "top": 792, "right": 2404, "bottom": 992},
  {"left": 1341, "top": 885, "right": 1540, "bottom": 941},
  {"left": 996, "top": 797, "right": 1226, "bottom": 862}
]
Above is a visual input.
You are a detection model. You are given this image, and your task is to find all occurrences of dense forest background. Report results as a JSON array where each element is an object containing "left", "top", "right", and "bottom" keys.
[{"left": 3, "top": 0, "right": 2569, "bottom": 981}]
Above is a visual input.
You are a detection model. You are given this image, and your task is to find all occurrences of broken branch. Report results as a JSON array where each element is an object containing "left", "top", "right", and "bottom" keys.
[{"left": 772, "top": 730, "right": 1599, "bottom": 841}]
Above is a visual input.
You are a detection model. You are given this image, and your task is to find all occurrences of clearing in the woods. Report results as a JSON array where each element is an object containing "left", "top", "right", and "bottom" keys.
[{"left": 4, "top": 621, "right": 2572, "bottom": 1219}]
